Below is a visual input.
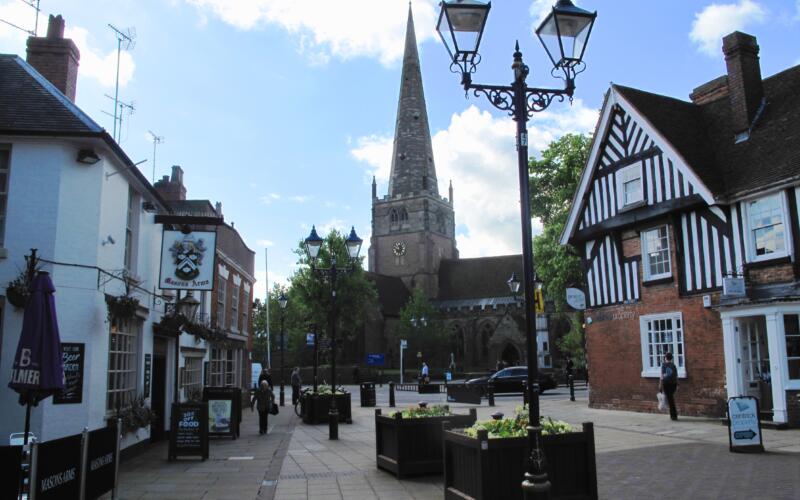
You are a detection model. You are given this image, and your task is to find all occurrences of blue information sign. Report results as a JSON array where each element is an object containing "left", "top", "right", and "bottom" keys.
[{"left": 366, "top": 353, "right": 385, "bottom": 366}]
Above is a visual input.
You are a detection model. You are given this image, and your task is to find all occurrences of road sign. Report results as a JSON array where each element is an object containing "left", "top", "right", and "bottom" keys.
[
  {"left": 534, "top": 288, "right": 545, "bottom": 314},
  {"left": 366, "top": 353, "right": 385, "bottom": 366},
  {"left": 306, "top": 333, "right": 315, "bottom": 346},
  {"left": 727, "top": 396, "right": 764, "bottom": 453},
  {"left": 400, "top": 339, "right": 407, "bottom": 349}
]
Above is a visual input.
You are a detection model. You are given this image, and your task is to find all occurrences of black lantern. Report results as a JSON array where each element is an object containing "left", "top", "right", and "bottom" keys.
[
  {"left": 344, "top": 226, "right": 363, "bottom": 261},
  {"left": 278, "top": 291, "right": 288, "bottom": 310},
  {"left": 535, "top": 0, "right": 596, "bottom": 71},
  {"left": 437, "top": 0, "right": 491, "bottom": 75},
  {"left": 177, "top": 292, "right": 200, "bottom": 322},
  {"left": 304, "top": 226, "right": 324, "bottom": 262},
  {"left": 507, "top": 272, "right": 521, "bottom": 295}
]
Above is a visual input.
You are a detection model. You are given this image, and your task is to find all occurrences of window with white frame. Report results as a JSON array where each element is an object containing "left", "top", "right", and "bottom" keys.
[
  {"left": 217, "top": 277, "right": 226, "bottom": 329},
  {"left": 124, "top": 187, "right": 140, "bottom": 273},
  {"left": 107, "top": 317, "right": 141, "bottom": 411},
  {"left": 745, "top": 193, "right": 789, "bottom": 261},
  {"left": 641, "top": 226, "right": 671, "bottom": 281},
  {"left": 241, "top": 298, "right": 248, "bottom": 335},
  {"left": 209, "top": 347, "right": 240, "bottom": 387},
  {"left": 639, "top": 312, "right": 685, "bottom": 377},
  {"left": 617, "top": 163, "right": 643, "bottom": 208},
  {"left": 231, "top": 282, "right": 239, "bottom": 331},
  {"left": 785, "top": 314, "right": 800, "bottom": 381},
  {"left": 182, "top": 355, "right": 203, "bottom": 399},
  {"left": 0, "top": 147, "right": 10, "bottom": 246}
]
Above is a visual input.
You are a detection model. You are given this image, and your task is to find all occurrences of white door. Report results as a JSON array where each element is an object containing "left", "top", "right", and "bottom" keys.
[{"left": 738, "top": 318, "right": 770, "bottom": 400}]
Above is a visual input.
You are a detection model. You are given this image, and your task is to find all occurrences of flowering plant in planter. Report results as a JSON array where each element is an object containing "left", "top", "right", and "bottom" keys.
[
  {"left": 464, "top": 405, "right": 573, "bottom": 439},
  {"left": 388, "top": 403, "right": 451, "bottom": 419},
  {"left": 313, "top": 384, "right": 347, "bottom": 395},
  {"left": 117, "top": 396, "right": 157, "bottom": 434}
]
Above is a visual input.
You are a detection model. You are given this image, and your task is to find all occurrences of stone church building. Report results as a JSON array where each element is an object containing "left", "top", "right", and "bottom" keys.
[{"left": 363, "top": 7, "right": 554, "bottom": 373}]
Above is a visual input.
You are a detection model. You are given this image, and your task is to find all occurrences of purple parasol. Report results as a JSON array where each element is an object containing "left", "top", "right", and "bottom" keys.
[{"left": 8, "top": 271, "right": 65, "bottom": 406}]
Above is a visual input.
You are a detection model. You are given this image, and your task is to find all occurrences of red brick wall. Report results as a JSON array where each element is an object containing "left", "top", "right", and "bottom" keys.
[
  {"left": 586, "top": 224, "right": 728, "bottom": 417},
  {"left": 786, "top": 390, "right": 800, "bottom": 428},
  {"left": 746, "top": 263, "right": 794, "bottom": 285}
]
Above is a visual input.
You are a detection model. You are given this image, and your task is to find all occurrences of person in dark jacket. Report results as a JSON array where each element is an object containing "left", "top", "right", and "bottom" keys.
[
  {"left": 258, "top": 368, "right": 273, "bottom": 389},
  {"left": 251, "top": 380, "right": 273, "bottom": 434},
  {"left": 290, "top": 367, "right": 302, "bottom": 406},
  {"left": 660, "top": 352, "right": 679, "bottom": 420}
]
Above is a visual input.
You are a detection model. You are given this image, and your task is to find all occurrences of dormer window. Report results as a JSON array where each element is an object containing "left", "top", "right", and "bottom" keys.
[
  {"left": 743, "top": 192, "right": 791, "bottom": 262},
  {"left": 617, "top": 163, "right": 643, "bottom": 209}
]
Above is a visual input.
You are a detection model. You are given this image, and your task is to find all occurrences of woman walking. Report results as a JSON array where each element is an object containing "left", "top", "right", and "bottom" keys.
[
  {"left": 251, "top": 380, "right": 273, "bottom": 434},
  {"left": 660, "top": 352, "right": 679, "bottom": 420}
]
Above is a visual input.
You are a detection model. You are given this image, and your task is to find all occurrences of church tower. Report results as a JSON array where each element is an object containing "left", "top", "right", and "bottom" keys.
[{"left": 369, "top": 5, "right": 458, "bottom": 297}]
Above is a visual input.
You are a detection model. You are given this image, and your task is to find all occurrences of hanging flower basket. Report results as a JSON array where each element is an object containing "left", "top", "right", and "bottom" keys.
[
  {"left": 106, "top": 295, "right": 140, "bottom": 321},
  {"left": 6, "top": 271, "right": 30, "bottom": 308}
]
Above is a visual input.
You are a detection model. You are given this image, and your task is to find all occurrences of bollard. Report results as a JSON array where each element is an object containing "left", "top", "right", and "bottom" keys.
[
  {"left": 487, "top": 383, "right": 495, "bottom": 407},
  {"left": 569, "top": 374, "right": 575, "bottom": 402},
  {"left": 389, "top": 381, "right": 396, "bottom": 407}
]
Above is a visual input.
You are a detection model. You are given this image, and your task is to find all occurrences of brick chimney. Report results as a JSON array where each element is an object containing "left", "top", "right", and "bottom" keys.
[
  {"left": 153, "top": 166, "right": 187, "bottom": 201},
  {"left": 722, "top": 31, "right": 763, "bottom": 136},
  {"left": 26, "top": 15, "right": 80, "bottom": 102}
]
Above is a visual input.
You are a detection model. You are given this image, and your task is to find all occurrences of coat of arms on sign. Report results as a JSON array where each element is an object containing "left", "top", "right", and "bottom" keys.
[{"left": 169, "top": 234, "right": 207, "bottom": 280}]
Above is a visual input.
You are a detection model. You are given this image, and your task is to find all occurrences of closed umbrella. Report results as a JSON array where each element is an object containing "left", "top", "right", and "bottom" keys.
[{"left": 8, "top": 270, "right": 65, "bottom": 445}]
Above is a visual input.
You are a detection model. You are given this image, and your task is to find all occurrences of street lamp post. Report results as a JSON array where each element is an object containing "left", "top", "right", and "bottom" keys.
[
  {"left": 278, "top": 291, "right": 288, "bottom": 406},
  {"left": 166, "top": 291, "right": 201, "bottom": 404},
  {"left": 437, "top": 1, "right": 596, "bottom": 498},
  {"left": 303, "top": 225, "right": 363, "bottom": 440}
]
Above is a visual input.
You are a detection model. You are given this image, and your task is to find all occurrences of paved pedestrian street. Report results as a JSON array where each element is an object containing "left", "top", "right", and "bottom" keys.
[{"left": 113, "top": 385, "right": 800, "bottom": 499}]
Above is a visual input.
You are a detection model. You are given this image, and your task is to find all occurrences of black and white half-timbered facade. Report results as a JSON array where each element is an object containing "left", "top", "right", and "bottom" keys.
[{"left": 562, "top": 31, "right": 800, "bottom": 425}]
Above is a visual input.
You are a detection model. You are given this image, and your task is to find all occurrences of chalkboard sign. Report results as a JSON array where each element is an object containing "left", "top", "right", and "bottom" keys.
[
  {"left": 727, "top": 396, "right": 764, "bottom": 453},
  {"left": 203, "top": 387, "right": 241, "bottom": 439},
  {"left": 168, "top": 403, "right": 209, "bottom": 461},
  {"left": 53, "top": 343, "right": 84, "bottom": 405},
  {"left": 0, "top": 445, "right": 22, "bottom": 500},
  {"left": 143, "top": 353, "right": 152, "bottom": 398},
  {"left": 85, "top": 423, "right": 119, "bottom": 499},
  {"left": 33, "top": 433, "right": 83, "bottom": 500}
]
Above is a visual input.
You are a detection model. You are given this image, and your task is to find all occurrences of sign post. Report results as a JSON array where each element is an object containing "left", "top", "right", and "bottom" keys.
[
  {"left": 727, "top": 396, "right": 764, "bottom": 453},
  {"left": 399, "top": 339, "right": 407, "bottom": 384}
]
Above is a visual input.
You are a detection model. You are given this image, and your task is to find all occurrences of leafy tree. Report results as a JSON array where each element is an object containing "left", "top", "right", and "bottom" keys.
[
  {"left": 529, "top": 133, "right": 591, "bottom": 364},
  {"left": 287, "top": 229, "right": 378, "bottom": 365},
  {"left": 393, "top": 287, "right": 449, "bottom": 371}
]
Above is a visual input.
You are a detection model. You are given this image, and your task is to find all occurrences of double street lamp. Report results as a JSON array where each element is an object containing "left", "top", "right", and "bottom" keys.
[
  {"left": 437, "top": 1, "right": 596, "bottom": 497},
  {"left": 303, "top": 225, "right": 363, "bottom": 440},
  {"left": 278, "top": 291, "right": 288, "bottom": 406}
]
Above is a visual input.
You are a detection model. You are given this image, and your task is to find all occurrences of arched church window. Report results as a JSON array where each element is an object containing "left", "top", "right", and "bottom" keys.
[
  {"left": 390, "top": 209, "right": 399, "bottom": 223},
  {"left": 400, "top": 208, "right": 409, "bottom": 224},
  {"left": 480, "top": 323, "right": 492, "bottom": 359}
]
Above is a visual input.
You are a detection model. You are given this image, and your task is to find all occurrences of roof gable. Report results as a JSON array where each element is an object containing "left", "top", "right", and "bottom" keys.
[{"left": 561, "top": 86, "right": 716, "bottom": 245}]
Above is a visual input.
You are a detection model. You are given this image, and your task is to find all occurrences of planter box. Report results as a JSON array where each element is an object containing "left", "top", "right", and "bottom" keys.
[
  {"left": 443, "top": 422, "right": 597, "bottom": 500},
  {"left": 375, "top": 408, "right": 477, "bottom": 479},
  {"left": 301, "top": 393, "right": 352, "bottom": 424}
]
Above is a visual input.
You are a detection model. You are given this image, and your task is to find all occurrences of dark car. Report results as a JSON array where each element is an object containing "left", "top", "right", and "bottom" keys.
[{"left": 465, "top": 366, "right": 557, "bottom": 395}]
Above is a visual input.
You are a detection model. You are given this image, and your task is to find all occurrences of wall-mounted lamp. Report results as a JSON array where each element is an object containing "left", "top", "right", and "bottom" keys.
[
  {"left": 76, "top": 149, "right": 101, "bottom": 165},
  {"left": 101, "top": 235, "right": 116, "bottom": 246}
]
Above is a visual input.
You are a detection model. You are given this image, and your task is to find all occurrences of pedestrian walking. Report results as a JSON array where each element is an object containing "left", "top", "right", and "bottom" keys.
[
  {"left": 660, "top": 352, "right": 679, "bottom": 420},
  {"left": 291, "top": 367, "right": 302, "bottom": 406},
  {"left": 250, "top": 380, "right": 273, "bottom": 434},
  {"left": 421, "top": 361, "right": 429, "bottom": 384},
  {"left": 565, "top": 356, "right": 574, "bottom": 379}
]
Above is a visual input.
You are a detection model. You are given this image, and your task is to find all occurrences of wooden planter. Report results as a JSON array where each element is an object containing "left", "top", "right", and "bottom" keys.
[
  {"left": 443, "top": 422, "right": 597, "bottom": 500},
  {"left": 301, "top": 393, "right": 352, "bottom": 424},
  {"left": 375, "top": 407, "right": 477, "bottom": 479}
]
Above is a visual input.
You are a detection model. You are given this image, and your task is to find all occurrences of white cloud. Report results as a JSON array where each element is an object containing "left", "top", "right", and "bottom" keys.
[
  {"left": 183, "top": 0, "right": 438, "bottom": 66},
  {"left": 352, "top": 101, "right": 598, "bottom": 258},
  {"left": 690, "top": 1, "right": 767, "bottom": 56},
  {"left": 0, "top": 0, "right": 45, "bottom": 50},
  {"left": 257, "top": 239, "right": 275, "bottom": 247},
  {"left": 259, "top": 193, "right": 281, "bottom": 204},
  {"left": 289, "top": 195, "right": 313, "bottom": 203},
  {"left": 253, "top": 269, "right": 289, "bottom": 301}
]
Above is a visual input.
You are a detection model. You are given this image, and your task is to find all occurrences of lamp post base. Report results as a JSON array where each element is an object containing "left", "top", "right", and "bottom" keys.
[
  {"left": 329, "top": 408, "right": 339, "bottom": 440},
  {"left": 522, "top": 474, "right": 552, "bottom": 499}
]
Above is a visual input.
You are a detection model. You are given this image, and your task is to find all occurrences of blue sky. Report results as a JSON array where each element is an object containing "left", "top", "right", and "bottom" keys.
[{"left": 1, "top": 0, "right": 799, "bottom": 300}]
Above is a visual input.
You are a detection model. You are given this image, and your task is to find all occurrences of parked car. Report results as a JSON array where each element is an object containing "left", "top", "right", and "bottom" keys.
[{"left": 465, "top": 366, "right": 556, "bottom": 395}]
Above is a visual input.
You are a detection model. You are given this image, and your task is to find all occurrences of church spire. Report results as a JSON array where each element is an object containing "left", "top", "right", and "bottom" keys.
[{"left": 387, "top": 3, "right": 438, "bottom": 197}]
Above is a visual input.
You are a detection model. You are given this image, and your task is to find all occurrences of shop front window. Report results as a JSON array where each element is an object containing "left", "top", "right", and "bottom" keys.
[{"left": 785, "top": 314, "right": 800, "bottom": 380}]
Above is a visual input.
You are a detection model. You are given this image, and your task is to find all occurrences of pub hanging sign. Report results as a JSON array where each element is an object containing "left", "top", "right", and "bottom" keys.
[{"left": 159, "top": 229, "right": 217, "bottom": 291}]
